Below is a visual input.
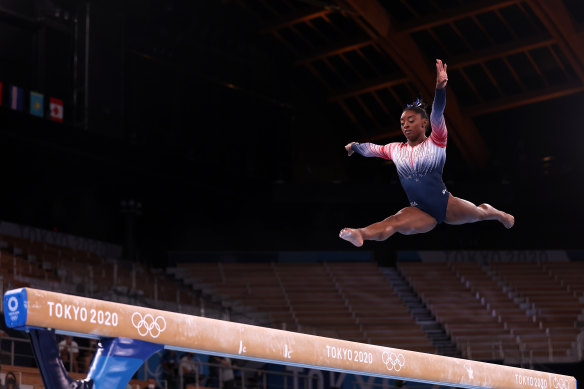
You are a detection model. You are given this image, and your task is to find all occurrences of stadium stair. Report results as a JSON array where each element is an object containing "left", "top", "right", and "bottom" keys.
[{"left": 380, "top": 267, "right": 460, "bottom": 357}]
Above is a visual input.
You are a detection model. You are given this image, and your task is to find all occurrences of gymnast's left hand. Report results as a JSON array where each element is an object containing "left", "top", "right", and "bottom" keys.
[
  {"left": 345, "top": 142, "right": 356, "bottom": 156},
  {"left": 436, "top": 59, "right": 448, "bottom": 89}
]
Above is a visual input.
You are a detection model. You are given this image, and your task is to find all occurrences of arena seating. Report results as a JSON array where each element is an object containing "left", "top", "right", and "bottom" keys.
[
  {"left": 1, "top": 231, "right": 581, "bottom": 366},
  {"left": 326, "top": 262, "right": 434, "bottom": 352},
  {"left": 398, "top": 261, "right": 518, "bottom": 361},
  {"left": 488, "top": 261, "right": 582, "bottom": 361},
  {"left": 0, "top": 364, "right": 147, "bottom": 389},
  {"left": 0, "top": 234, "right": 201, "bottom": 317},
  {"left": 544, "top": 261, "right": 584, "bottom": 296},
  {"left": 173, "top": 261, "right": 435, "bottom": 353},
  {"left": 398, "top": 260, "right": 583, "bottom": 363}
]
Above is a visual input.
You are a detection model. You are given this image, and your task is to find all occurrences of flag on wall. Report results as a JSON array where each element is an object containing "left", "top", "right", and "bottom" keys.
[
  {"left": 30, "top": 91, "right": 44, "bottom": 118},
  {"left": 9, "top": 85, "right": 24, "bottom": 111},
  {"left": 49, "top": 97, "right": 63, "bottom": 123}
]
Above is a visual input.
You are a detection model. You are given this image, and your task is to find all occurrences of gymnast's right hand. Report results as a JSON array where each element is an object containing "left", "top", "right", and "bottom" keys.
[{"left": 345, "top": 142, "right": 356, "bottom": 156}]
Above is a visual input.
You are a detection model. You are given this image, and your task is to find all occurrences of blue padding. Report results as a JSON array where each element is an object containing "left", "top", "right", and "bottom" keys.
[
  {"left": 3, "top": 288, "right": 28, "bottom": 329},
  {"left": 88, "top": 337, "right": 163, "bottom": 389},
  {"left": 28, "top": 329, "right": 93, "bottom": 389}
]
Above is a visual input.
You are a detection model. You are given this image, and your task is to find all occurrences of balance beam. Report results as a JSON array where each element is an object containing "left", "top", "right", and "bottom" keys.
[{"left": 4, "top": 287, "right": 576, "bottom": 389}]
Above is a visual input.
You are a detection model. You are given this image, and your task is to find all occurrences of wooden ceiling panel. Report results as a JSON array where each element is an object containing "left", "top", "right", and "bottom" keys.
[
  {"left": 327, "top": 55, "right": 361, "bottom": 84},
  {"left": 326, "top": 11, "right": 363, "bottom": 37},
  {"left": 519, "top": 2, "right": 547, "bottom": 31},
  {"left": 336, "top": 100, "right": 361, "bottom": 127},
  {"left": 310, "top": 17, "right": 342, "bottom": 42},
  {"left": 275, "top": 27, "right": 303, "bottom": 53},
  {"left": 294, "top": 21, "right": 328, "bottom": 48},
  {"left": 498, "top": 4, "right": 543, "bottom": 37},
  {"left": 527, "top": 47, "right": 562, "bottom": 84},
  {"left": 449, "top": 34, "right": 553, "bottom": 70},
  {"left": 356, "top": 95, "right": 382, "bottom": 129},
  {"left": 528, "top": 0, "right": 584, "bottom": 82},
  {"left": 263, "top": 0, "right": 296, "bottom": 14},
  {"left": 242, "top": 0, "right": 278, "bottom": 19},
  {"left": 434, "top": 0, "right": 462, "bottom": 11},
  {"left": 391, "top": 83, "right": 418, "bottom": 107},
  {"left": 312, "top": 59, "right": 342, "bottom": 87},
  {"left": 398, "top": 0, "right": 523, "bottom": 34},
  {"left": 261, "top": 8, "right": 333, "bottom": 32},
  {"left": 548, "top": 45, "right": 578, "bottom": 81},
  {"left": 458, "top": 67, "right": 485, "bottom": 103},
  {"left": 483, "top": 58, "right": 524, "bottom": 95},
  {"left": 295, "top": 38, "right": 373, "bottom": 66},
  {"left": 561, "top": 0, "right": 584, "bottom": 24},
  {"left": 295, "top": 64, "right": 328, "bottom": 91},
  {"left": 466, "top": 83, "right": 584, "bottom": 116},
  {"left": 463, "top": 64, "right": 502, "bottom": 101},
  {"left": 360, "top": 93, "right": 391, "bottom": 127},
  {"left": 475, "top": 11, "right": 515, "bottom": 44},
  {"left": 410, "top": 30, "right": 444, "bottom": 63},
  {"left": 329, "top": 75, "right": 409, "bottom": 102},
  {"left": 448, "top": 69, "right": 483, "bottom": 106},
  {"left": 359, "top": 45, "right": 402, "bottom": 76},
  {"left": 407, "top": 0, "right": 440, "bottom": 16},
  {"left": 453, "top": 18, "right": 493, "bottom": 51},
  {"left": 234, "top": 0, "right": 584, "bottom": 167},
  {"left": 374, "top": 89, "right": 405, "bottom": 118},
  {"left": 344, "top": 96, "right": 375, "bottom": 129},
  {"left": 432, "top": 24, "right": 472, "bottom": 56},
  {"left": 506, "top": 52, "right": 546, "bottom": 90},
  {"left": 330, "top": 100, "right": 357, "bottom": 126},
  {"left": 343, "top": 50, "right": 378, "bottom": 80},
  {"left": 378, "top": 1, "right": 416, "bottom": 22}
]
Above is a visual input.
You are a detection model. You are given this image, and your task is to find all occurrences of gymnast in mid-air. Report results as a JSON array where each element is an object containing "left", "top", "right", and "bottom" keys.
[{"left": 340, "top": 59, "right": 514, "bottom": 247}]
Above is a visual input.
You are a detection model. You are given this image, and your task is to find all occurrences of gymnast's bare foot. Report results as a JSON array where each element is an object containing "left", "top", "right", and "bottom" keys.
[
  {"left": 339, "top": 228, "right": 364, "bottom": 247},
  {"left": 479, "top": 204, "right": 515, "bottom": 229},
  {"left": 501, "top": 212, "right": 515, "bottom": 229}
]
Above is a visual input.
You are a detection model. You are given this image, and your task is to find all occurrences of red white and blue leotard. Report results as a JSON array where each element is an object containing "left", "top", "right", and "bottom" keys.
[{"left": 351, "top": 88, "right": 449, "bottom": 223}]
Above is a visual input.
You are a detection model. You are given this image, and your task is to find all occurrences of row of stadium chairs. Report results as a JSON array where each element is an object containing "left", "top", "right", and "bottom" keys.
[
  {"left": 172, "top": 261, "right": 434, "bottom": 353},
  {"left": 398, "top": 260, "right": 583, "bottom": 363},
  {"left": 0, "top": 235, "right": 205, "bottom": 318}
]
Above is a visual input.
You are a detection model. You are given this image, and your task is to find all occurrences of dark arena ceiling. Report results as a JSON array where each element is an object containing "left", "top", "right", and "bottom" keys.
[{"left": 230, "top": 0, "right": 584, "bottom": 168}]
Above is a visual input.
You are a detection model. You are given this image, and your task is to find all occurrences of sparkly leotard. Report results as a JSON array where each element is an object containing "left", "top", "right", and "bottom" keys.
[{"left": 351, "top": 88, "right": 449, "bottom": 223}]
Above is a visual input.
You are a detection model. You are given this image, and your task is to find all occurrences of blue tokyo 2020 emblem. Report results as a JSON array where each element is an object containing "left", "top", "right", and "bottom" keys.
[
  {"left": 8, "top": 296, "right": 18, "bottom": 311},
  {"left": 4, "top": 288, "right": 28, "bottom": 329}
]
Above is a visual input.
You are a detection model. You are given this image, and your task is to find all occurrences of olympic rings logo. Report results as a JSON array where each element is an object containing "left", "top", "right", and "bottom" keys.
[
  {"left": 553, "top": 377, "right": 568, "bottom": 389},
  {"left": 382, "top": 351, "right": 405, "bottom": 372},
  {"left": 131, "top": 312, "right": 167, "bottom": 338}
]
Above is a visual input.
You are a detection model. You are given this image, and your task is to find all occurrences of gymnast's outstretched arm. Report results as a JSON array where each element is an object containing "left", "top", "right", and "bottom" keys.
[
  {"left": 344, "top": 142, "right": 392, "bottom": 159},
  {"left": 430, "top": 59, "right": 448, "bottom": 147}
]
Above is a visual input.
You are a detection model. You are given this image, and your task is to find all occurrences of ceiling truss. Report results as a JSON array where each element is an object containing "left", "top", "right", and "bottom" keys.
[{"left": 236, "top": 0, "right": 584, "bottom": 167}]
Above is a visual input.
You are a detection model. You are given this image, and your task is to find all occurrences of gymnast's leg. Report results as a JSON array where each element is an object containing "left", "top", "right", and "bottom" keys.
[
  {"left": 444, "top": 194, "right": 514, "bottom": 228},
  {"left": 339, "top": 207, "right": 437, "bottom": 247}
]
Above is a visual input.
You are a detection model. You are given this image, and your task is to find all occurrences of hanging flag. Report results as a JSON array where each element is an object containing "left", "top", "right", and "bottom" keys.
[
  {"left": 30, "top": 91, "right": 44, "bottom": 118},
  {"left": 49, "top": 97, "right": 64, "bottom": 123},
  {"left": 9, "top": 85, "right": 24, "bottom": 111}
]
